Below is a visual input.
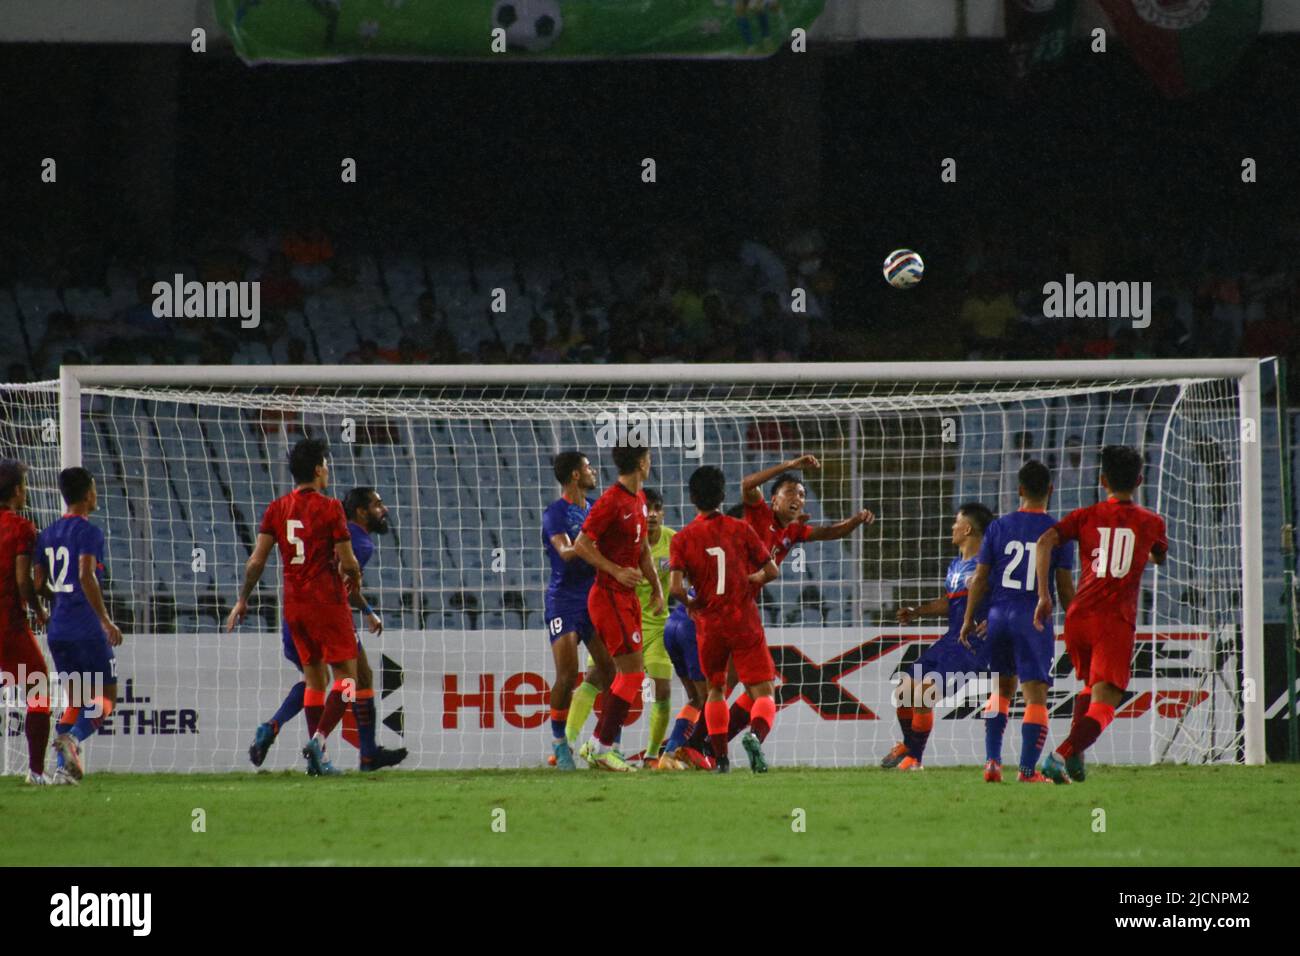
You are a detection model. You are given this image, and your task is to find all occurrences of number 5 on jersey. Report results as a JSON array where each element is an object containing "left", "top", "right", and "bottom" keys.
[{"left": 286, "top": 520, "right": 306, "bottom": 564}]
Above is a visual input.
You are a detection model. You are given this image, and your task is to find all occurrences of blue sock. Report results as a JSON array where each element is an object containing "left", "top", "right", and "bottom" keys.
[
  {"left": 664, "top": 716, "right": 693, "bottom": 754},
  {"left": 71, "top": 713, "right": 102, "bottom": 742},
  {"left": 355, "top": 696, "right": 378, "bottom": 760},
  {"left": 551, "top": 716, "right": 566, "bottom": 739},
  {"left": 270, "top": 681, "right": 306, "bottom": 735},
  {"left": 736, "top": 16, "right": 754, "bottom": 45},
  {"left": 985, "top": 712, "right": 1008, "bottom": 763},
  {"left": 757, "top": 11, "right": 770, "bottom": 38},
  {"left": 613, "top": 725, "right": 623, "bottom": 746},
  {"left": 1020, "top": 719, "right": 1048, "bottom": 776}
]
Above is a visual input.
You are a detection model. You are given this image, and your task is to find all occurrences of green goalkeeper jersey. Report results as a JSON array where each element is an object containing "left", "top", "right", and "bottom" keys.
[{"left": 637, "top": 526, "right": 675, "bottom": 631}]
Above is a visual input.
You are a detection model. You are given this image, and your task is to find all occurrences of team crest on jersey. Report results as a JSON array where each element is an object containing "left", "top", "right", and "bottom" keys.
[{"left": 1131, "top": 0, "right": 1211, "bottom": 30}]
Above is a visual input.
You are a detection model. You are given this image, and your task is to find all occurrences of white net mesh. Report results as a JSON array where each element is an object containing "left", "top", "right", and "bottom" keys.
[{"left": 0, "top": 370, "right": 1254, "bottom": 771}]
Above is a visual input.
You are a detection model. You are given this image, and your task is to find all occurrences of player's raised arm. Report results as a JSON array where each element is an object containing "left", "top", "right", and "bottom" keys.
[
  {"left": 15, "top": 553, "right": 47, "bottom": 628},
  {"left": 639, "top": 537, "right": 664, "bottom": 616},
  {"left": 573, "top": 532, "right": 642, "bottom": 589},
  {"left": 78, "top": 552, "right": 122, "bottom": 647},
  {"left": 741, "top": 454, "right": 820, "bottom": 505},
  {"left": 806, "top": 507, "right": 875, "bottom": 542},
  {"left": 1032, "top": 526, "right": 1061, "bottom": 630},
  {"left": 959, "top": 563, "right": 991, "bottom": 648},
  {"left": 896, "top": 595, "right": 948, "bottom": 625},
  {"left": 227, "top": 531, "right": 276, "bottom": 632}
]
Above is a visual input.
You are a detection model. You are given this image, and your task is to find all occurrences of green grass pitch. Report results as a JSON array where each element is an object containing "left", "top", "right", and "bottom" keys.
[{"left": 5, "top": 764, "right": 1298, "bottom": 866}]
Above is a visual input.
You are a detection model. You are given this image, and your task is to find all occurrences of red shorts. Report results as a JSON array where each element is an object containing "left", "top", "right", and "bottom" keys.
[
  {"left": 284, "top": 602, "right": 357, "bottom": 666},
  {"left": 696, "top": 618, "right": 775, "bottom": 689},
  {"left": 586, "top": 585, "right": 643, "bottom": 658},
  {"left": 1064, "top": 611, "right": 1135, "bottom": 691},
  {"left": 0, "top": 625, "right": 47, "bottom": 683}
]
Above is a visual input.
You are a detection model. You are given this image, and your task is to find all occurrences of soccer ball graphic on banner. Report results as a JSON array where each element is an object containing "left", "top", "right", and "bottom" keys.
[
  {"left": 883, "top": 248, "right": 925, "bottom": 288},
  {"left": 493, "top": 0, "right": 563, "bottom": 52}
]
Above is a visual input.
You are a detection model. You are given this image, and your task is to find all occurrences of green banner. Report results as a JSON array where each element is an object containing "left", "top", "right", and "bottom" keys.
[{"left": 215, "top": 1, "right": 827, "bottom": 63}]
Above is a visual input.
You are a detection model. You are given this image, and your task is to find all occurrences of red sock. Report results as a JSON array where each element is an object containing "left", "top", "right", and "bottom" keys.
[
  {"left": 749, "top": 696, "right": 776, "bottom": 743},
  {"left": 705, "top": 699, "right": 730, "bottom": 761},
  {"left": 727, "top": 693, "right": 753, "bottom": 740},
  {"left": 304, "top": 687, "right": 325, "bottom": 739},
  {"left": 316, "top": 683, "right": 348, "bottom": 740},
  {"left": 26, "top": 698, "right": 50, "bottom": 775},
  {"left": 897, "top": 704, "right": 914, "bottom": 735},
  {"left": 1057, "top": 700, "right": 1114, "bottom": 759},
  {"left": 1070, "top": 688, "right": 1092, "bottom": 735},
  {"left": 596, "top": 672, "right": 640, "bottom": 746}
]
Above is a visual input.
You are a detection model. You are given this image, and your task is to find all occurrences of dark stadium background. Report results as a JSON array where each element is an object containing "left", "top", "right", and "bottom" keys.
[{"left": 0, "top": 36, "right": 1296, "bottom": 378}]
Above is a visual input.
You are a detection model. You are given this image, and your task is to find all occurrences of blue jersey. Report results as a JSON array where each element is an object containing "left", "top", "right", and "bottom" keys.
[
  {"left": 36, "top": 514, "right": 107, "bottom": 643},
  {"left": 349, "top": 521, "right": 375, "bottom": 573},
  {"left": 979, "top": 509, "right": 1075, "bottom": 611},
  {"left": 542, "top": 496, "right": 596, "bottom": 602},
  {"left": 944, "top": 554, "right": 980, "bottom": 639}
]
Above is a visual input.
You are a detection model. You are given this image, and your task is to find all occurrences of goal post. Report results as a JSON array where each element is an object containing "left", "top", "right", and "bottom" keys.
[{"left": 0, "top": 358, "right": 1272, "bottom": 771}]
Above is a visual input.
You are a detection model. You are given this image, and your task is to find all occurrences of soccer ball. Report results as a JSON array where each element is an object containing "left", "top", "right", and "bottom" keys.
[
  {"left": 493, "top": 0, "right": 563, "bottom": 53},
  {"left": 882, "top": 248, "right": 924, "bottom": 289}
]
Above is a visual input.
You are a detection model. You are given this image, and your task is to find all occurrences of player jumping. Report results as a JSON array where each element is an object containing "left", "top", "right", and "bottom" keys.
[
  {"left": 0, "top": 460, "right": 52, "bottom": 784},
  {"left": 669, "top": 465, "right": 780, "bottom": 773},
  {"left": 881, "top": 502, "right": 994, "bottom": 771},
  {"left": 35, "top": 467, "right": 124, "bottom": 784},
  {"left": 1033, "top": 445, "right": 1167, "bottom": 784},
  {"left": 960, "top": 461, "right": 1076, "bottom": 783},
  {"left": 248, "top": 486, "right": 406, "bottom": 772},
  {"left": 226, "top": 438, "right": 366, "bottom": 776},
  {"left": 572, "top": 443, "right": 664, "bottom": 772}
]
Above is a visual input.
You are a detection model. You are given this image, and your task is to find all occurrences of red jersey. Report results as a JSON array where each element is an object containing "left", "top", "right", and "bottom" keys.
[
  {"left": 258, "top": 487, "right": 351, "bottom": 606},
  {"left": 581, "top": 481, "right": 648, "bottom": 593},
  {"left": 0, "top": 508, "right": 36, "bottom": 633},
  {"left": 669, "top": 512, "right": 770, "bottom": 633},
  {"left": 744, "top": 498, "right": 813, "bottom": 566},
  {"left": 1054, "top": 497, "right": 1168, "bottom": 626}
]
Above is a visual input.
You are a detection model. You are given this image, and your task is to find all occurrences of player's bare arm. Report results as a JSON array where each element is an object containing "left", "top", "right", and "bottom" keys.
[
  {"left": 1055, "top": 566, "right": 1076, "bottom": 613},
  {"left": 548, "top": 531, "right": 582, "bottom": 562},
  {"left": 896, "top": 595, "right": 948, "bottom": 625},
  {"left": 31, "top": 561, "right": 53, "bottom": 603},
  {"left": 335, "top": 539, "right": 363, "bottom": 593},
  {"left": 639, "top": 538, "right": 665, "bottom": 616},
  {"left": 748, "top": 557, "right": 779, "bottom": 588},
  {"left": 1149, "top": 542, "right": 1168, "bottom": 566},
  {"left": 806, "top": 508, "right": 875, "bottom": 542},
  {"left": 959, "top": 563, "right": 991, "bottom": 648},
  {"left": 15, "top": 553, "right": 47, "bottom": 628},
  {"left": 78, "top": 552, "right": 122, "bottom": 646},
  {"left": 226, "top": 531, "right": 276, "bottom": 631},
  {"left": 347, "top": 578, "right": 384, "bottom": 635},
  {"left": 1032, "top": 526, "right": 1061, "bottom": 630},
  {"left": 741, "top": 453, "right": 820, "bottom": 505},
  {"left": 572, "top": 532, "right": 642, "bottom": 589}
]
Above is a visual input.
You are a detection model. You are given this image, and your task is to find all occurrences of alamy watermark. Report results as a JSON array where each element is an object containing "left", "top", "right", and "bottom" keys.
[
  {"left": 1043, "top": 274, "right": 1152, "bottom": 329},
  {"left": 594, "top": 405, "right": 705, "bottom": 459},
  {"left": 152, "top": 274, "right": 260, "bottom": 329},
  {"left": 0, "top": 665, "right": 107, "bottom": 714}
]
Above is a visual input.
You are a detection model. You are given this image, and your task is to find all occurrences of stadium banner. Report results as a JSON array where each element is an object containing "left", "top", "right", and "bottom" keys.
[
  {"left": 3, "top": 625, "right": 1238, "bottom": 773},
  {"left": 1095, "top": 0, "right": 1261, "bottom": 97},
  {"left": 213, "top": 0, "right": 828, "bottom": 63}
]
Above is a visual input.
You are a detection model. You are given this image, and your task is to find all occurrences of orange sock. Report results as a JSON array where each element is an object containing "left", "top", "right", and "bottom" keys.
[{"left": 749, "top": 696, "right": 776, "bottom": 743}]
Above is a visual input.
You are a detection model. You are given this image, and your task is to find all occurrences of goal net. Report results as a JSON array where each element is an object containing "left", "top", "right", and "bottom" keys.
[{"left": 0, "top": 362, "right": 1267, "bottom": 772}]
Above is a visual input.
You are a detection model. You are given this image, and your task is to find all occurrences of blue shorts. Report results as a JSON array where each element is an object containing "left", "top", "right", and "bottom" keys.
[
  {"left": 545, "top": 595, "right": 594, "bottom": 646},
  {"left": 908, "top": 631, "right": 992, "bottom": 683},
  {"left": 48, "top": 638, "right": 117, "bottom": 688},
  {"left": 987, "top": 603, "right": 1055, "bottom": 685},
  {"left": 664, "top": 612, "right": 704, "bottom": 682}
]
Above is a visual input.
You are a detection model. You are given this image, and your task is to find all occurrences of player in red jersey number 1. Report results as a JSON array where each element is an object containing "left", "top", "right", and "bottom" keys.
[
  {"left": 226, "top": 439, "right": 365, "bottom": 776},
  {"left": 669, "top": 466, "right": 779, "bottom": 773},
  {"left": 1032, "top": 445, "right": 1168, "bottom": 783}
]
